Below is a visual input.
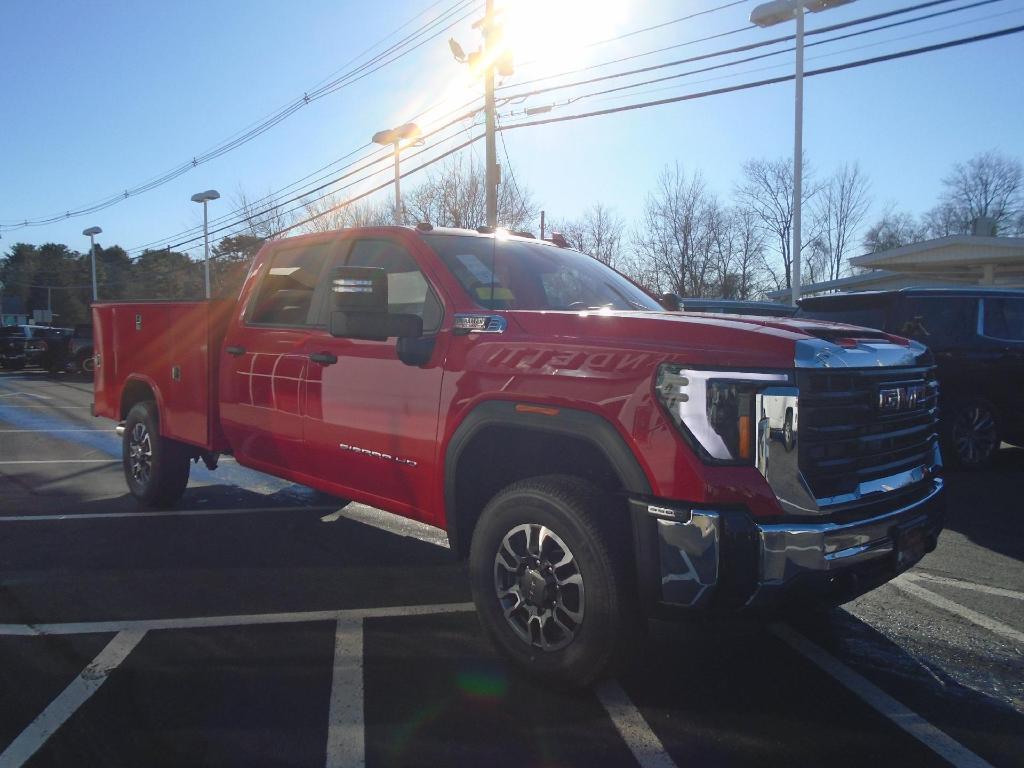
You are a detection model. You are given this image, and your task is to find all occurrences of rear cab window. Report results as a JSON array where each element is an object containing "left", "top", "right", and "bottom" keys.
[{"left": 247, "top": 241, "right": 335, "bottom": 326}]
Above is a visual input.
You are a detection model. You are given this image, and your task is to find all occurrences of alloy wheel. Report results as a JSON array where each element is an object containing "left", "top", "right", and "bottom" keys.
[
  {"left": 493, "top": 523, "right": 585, "bottom": 652},
  {"left": 128, "top": 422, "right": 153, "bottom": 484},
  {"left": 952, "top": 404, "right": 998, "bottom": 466}
]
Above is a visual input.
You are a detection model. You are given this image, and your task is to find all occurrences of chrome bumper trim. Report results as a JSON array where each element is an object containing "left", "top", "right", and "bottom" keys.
[
  {"left": 115, "top": 422, "right": 126, "bottom": 437},
  {"left": 749, "top": 477, "right": 944, "bottom": 605}
]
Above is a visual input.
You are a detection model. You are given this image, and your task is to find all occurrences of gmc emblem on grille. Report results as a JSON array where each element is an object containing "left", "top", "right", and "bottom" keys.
[{"left": 878, "top": 384, "right": 926, "bottom": 412}]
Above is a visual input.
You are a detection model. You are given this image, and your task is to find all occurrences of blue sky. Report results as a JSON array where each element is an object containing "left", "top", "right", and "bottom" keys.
[{"left": 1, "top": 0, "right": 1022, "bottom": 259}]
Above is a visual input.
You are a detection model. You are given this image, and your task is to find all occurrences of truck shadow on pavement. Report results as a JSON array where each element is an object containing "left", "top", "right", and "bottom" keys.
[{"left": 941, "top": 447, "right": 1024, "bottom": 563}]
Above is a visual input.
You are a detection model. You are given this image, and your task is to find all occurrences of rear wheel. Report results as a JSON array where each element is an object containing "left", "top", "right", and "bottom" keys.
[
  {"left": 469, "top": 475, "right": 637, "bottom": 687},
  {"left": 783, "top": 409, "right": 795, "bottom": 452},
  {"left": 123, "top": 401, "right": 190, "bottom": 507},
  {"left": 946, "top": 400, "right": 1000, "bottom": 469}
]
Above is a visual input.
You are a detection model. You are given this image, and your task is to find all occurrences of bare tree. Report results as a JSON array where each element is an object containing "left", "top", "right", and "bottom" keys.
[
  {"left": 862, "top": 204, "right": 926, "bottom": 253},
  {"left": 299, "top": 193, "right": 394, "bottom": 233},
  {"left": 552, "top": 203, "right": 625, "bottom": 267},
  {"left": 735, "top": 155, "right": 817, "bottom": 292},
  {"left": 721, "top": 206, "right": 766, "bottom": 299},
  {"left": 932, "top": 150, "right": 1024, "bottom": 235},
  {"left": 405, "top": 154, "right": 538, "bottom": 231},
  {"left": 234, "top": 188, "right": 294, "bottom": 240},
  {"left": 812, "top": 163, "right": 871, "bottom": 281},
  {"left": 631, "top": 164, "right": 721, "bottom": 297}
]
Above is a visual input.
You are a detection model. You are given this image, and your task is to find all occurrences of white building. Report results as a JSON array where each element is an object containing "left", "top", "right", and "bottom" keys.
[{"left": 767, "top": 234, "right": 1024, "bottom": 300}]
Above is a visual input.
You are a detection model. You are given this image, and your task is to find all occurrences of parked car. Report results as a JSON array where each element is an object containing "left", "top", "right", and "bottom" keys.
[
  {"left": 92, "top": 226, "right": 944, "bottom": 685},
  {"left": 0, "top": 325, "right": 72, "bottom": 370},
  {"left": 664, "top": 296, "right": 798, "bottom": 317},
  {"left": 40, "top": 323, "right": 94, "bottom": 378},
  {"left": 797, "top": 288, "right": 1024, "bottom": 468}
]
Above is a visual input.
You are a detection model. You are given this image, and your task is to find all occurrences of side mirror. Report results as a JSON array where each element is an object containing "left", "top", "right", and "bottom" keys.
[
  {"left": 660, "top": 293, "right": 682, "bottom": 311},
  {"left": 328, "top": 266, "right": 423, "bottom": 341}
]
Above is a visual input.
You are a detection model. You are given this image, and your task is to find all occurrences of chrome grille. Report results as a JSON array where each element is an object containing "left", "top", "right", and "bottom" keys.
[{"left": 795, "top": 366, "right": 939, "bottom": 502}]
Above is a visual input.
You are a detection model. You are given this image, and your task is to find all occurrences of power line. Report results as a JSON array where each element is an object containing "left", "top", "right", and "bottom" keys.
[
  {"left": 533, "top": 0, "right": 1012, "bottom": 108},
  {"left": 124, "top": 92, "right": 485, "bottom": 255},
  {"left": 126, "top": 100, "right": 485, "bottom": 256},
  {"left": 514, "top": 0, "right": 754, "bottom": 70},
  {"left": 499, "top": 0, "right": 984, "bottom": 102},
  {"left": 497, "top": 24, "right": 1024, "bottom": 132},
  {"left": 0, "top": 0, "right": 480, "bottom": 232}
]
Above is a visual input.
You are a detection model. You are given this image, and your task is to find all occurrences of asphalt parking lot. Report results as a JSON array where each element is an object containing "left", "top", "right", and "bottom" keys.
[{"left": 1, "top": 369, "right": 1022, "bottom": 768}]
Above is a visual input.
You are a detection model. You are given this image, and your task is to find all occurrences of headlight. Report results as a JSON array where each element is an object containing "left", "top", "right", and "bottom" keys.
[{"left": 656, "top": 364, "right": 788, "bottom": 464}]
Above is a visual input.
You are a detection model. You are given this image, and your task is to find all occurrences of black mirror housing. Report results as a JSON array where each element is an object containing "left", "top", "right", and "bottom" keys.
[{"left": 330, "top": 266, "right": 388, "bottom": 312}]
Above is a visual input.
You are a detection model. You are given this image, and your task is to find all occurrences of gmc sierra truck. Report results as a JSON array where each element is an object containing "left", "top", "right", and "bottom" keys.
[{"left": 92, "top": 225, "right": 944, "bottom": 685}]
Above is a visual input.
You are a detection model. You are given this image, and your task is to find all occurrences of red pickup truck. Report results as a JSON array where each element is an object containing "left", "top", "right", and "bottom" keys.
[{"left": 93, "top": 225, "right": 944, "bottom": 684}]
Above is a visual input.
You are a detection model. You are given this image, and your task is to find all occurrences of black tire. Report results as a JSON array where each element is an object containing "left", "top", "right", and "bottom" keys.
[
  {"left": 469, "top": 475, "right": 638, "bottom": 687},
  {"left": 123, "top": 401, "right": 191, "bottom": 508},
  {"left": 783, "top": 409, "right": 795, "bottom": 452},
  {"left": 944, "top": 400, "right": 1000, "bottom": 470},
  {"left": 75, "top": 351, "right": 95, "bottom": 380}
]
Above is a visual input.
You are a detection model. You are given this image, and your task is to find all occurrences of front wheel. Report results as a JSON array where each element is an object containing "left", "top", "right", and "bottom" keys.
[
  {"left": 123, "top": 401, "right": 191, "bottom": 507},
  {"left": 469, "top": 475, "right": 637, "bottom": 687},
  {"left": 945, "top": 400, "right": 1000, "bottom": 470}
]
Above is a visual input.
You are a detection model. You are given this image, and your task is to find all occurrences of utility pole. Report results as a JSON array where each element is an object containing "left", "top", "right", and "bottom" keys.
[
  {"left": 483, "top": 0, "right": 498, "bottom": 228},
  {"left": 450, "top": 1, "right": 507, "bottom": 229}
]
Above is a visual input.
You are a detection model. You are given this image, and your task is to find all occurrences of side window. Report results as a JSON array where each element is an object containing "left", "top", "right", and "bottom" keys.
[
  {"left": 343, "top": 239, "right": 443, "bottom": 333},
  {"left": 249, "top": 243, "right": 332, "bottom": 326},
  {"left": 982, "top": 297, "right": 1024, "bottom": 341},
  {"left": 893, "top": 297, "right": 976, "bottom": 346}
]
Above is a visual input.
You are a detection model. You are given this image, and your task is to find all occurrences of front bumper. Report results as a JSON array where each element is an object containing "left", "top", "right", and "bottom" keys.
[{"left": 631, "top": 478, "right": 945, "bottom": 615}]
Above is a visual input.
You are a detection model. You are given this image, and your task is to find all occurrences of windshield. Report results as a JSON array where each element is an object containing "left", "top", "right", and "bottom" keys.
[{"left": 423, "top": 234, "right": 661, "bottom": 312}]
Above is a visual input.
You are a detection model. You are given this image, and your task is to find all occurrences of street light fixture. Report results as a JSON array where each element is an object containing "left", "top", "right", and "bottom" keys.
[
  {"left": 750, "top": 0, "right": 855, "bottom": 305},
  {"left": 190, "top": 189, "right": 220, "bottom": 298},
  {"left": 83, "top": 226, "right": 102, "bottom": 301},
  {"left": 372, "top": 123, "right": 423, "bottom": 225}
]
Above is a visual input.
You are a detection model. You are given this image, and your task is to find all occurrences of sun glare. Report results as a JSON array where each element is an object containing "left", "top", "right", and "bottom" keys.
[{"left": 499, "top": 0, "right": 629, "bottom": 76}]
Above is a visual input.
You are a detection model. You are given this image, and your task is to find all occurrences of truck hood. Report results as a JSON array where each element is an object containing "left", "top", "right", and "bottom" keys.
[{"left": 506, "top": 309, "right": 918, "bottom": 370}]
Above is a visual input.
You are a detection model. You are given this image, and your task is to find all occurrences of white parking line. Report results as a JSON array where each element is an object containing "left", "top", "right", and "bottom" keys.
[
  {"left": 771, "top": 624, "right": 993, "bottom": 768},
  {"left": 0, "top": 505, "right": 339, "bottom": 523},
  {"left": 0, "top": 429, "right": 111, "bottom": 433},
  {"left": 0, "top": 601, "right": 476, "bottom": 636},
  {"left": 326, "top": 620, "right": 365, "bottom": 768},
  {"left": 0, "top": 459, "right": 118, "bottom": 465},
  {"left": 905, "top": 572, "right": 1024, "bottom": 601},
  {"left": 892, "top": 578, "right": 1024, "bottom": 645},
  {"left": 596, "top": 681, "right": 679, "bottom": 768},
  {"left": 0, "top": 630, "right": 146, "bottom": 768},
  {"left": 0, "top": 392, "right": 51, "bottom": 399},
  {"left": 0, "top": 405, "right": 89, "bottom": 409}
]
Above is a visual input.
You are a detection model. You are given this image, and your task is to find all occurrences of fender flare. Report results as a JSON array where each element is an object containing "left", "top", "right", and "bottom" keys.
[
  {"left": 120, "top": 374, "right": 165, "bottom": 428},
  {"left": 443, "top": 400, "right": 652, "bottom": 555}
]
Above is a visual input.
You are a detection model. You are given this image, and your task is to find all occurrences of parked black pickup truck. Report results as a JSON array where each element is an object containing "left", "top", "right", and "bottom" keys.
[
  {"left": 0, "top": 325, "right": 72, "bottom": 370},
  {"left": 798, "top": 288, "right": 1024, "bottom": 468}
]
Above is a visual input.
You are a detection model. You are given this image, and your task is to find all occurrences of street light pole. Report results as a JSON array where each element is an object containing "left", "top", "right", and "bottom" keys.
[
  {"left": 373, "top": 123, "right": 422, "bottom": 225},
  {"left": 190, "top": 190, "right": 220, "bottom": 299},
  {"left": 83, "top": 226, "right": 102, "bottom": 301},
  {"left": 792, "top": 3, "right": 804, "bottom": 308},
  {"left": 749, "top": 0, "right": 854, "bottom": 305}
]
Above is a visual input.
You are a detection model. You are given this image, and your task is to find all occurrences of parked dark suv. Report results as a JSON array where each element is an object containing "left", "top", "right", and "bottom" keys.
[
  {"left": 798, "top": 288, "right": 1024, "bottom": 468},
  {"left": 39, "top": 323, "right": 94, "bottom": 378}
]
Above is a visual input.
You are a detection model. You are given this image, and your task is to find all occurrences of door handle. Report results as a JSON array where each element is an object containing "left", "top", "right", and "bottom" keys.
[
  {"left": 226, "top": 345, "right": 246, "bottom": 356},
  {"left": 309, "top": 352, "right": 338, "bottom": 365}
]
